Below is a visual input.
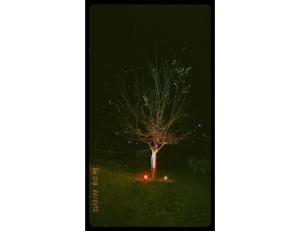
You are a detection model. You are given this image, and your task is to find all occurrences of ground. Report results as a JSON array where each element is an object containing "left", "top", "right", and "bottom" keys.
[{"left": 89, "top": 161, "right": 211, "bottom": 227}]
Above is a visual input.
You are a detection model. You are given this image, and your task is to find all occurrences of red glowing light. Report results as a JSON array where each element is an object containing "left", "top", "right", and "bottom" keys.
[{"left": 143, "top": 174, "right": 148, "bottom": 180}]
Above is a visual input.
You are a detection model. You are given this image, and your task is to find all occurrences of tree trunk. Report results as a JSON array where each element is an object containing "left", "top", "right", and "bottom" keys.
[{"left": 151, "top": 151, "right": 157, "bottom": 180}]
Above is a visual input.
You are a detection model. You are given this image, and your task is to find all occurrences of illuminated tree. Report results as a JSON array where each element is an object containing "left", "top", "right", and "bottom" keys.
[{"left": 115, "top": 57, "right": 192, "bottom": 180}]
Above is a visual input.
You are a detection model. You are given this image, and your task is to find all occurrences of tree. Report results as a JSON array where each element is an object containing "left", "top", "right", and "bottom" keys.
[{"left": 114, "top": 57, "right": 192, "bottom": 180}]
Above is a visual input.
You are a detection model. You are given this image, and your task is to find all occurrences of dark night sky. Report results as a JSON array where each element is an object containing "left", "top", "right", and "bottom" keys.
[{"left": 89, "top": 4, "right": 211, "bottom": 162}]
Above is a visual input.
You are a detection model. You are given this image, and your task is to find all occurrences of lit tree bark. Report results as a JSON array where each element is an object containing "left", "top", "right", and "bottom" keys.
[{"left": 151, "top": 151, "right": 157, "bottom": 180}]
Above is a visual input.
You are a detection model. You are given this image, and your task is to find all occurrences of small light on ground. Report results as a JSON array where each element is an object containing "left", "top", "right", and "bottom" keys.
[
  {"left": 164, "top": 176, "right": 168, "bottom": 180},
  {"left": 143, "top": 174, "right": 148, "bottom": 180}
]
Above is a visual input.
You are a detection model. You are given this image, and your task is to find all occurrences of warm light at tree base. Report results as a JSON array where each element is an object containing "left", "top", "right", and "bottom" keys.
[{"left": 135, "top": 173, "right": 175, "bottom": 183}]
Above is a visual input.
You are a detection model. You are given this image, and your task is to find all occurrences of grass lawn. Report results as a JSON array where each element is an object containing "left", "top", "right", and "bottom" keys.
[{"left": 89, "top": 161, "right": 211, "bottom": 227}]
